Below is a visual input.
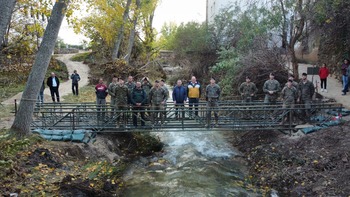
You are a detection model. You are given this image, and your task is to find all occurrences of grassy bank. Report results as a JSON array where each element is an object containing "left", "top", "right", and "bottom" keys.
[
  {"left": 61, "top": 85, "right": 97, "bottom": 103},
  {"left": 0, "top": 58, "right": 69, "bottom": 102},
  {"left": 70, "top": 52, "right": 91, "bottom": 62}
]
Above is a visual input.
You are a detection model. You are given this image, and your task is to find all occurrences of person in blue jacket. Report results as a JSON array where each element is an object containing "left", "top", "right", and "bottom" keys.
[{"left": 172, "top": 79, "right": 187, "bottom": 119}]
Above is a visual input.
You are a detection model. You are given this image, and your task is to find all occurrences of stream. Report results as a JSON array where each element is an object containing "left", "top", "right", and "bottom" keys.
[{"left": 123, "top": 130, "right": 259, "bottom": 196}]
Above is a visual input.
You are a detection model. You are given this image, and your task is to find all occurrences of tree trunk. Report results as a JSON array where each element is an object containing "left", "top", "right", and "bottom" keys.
[
  {"left": 125, "top": 0, "right": 141, "bottom": 64},
  {"left": 10, "top": 0, "right": 68, "bottom": 137},
  {"left": 0, "top": 0, "right": 16, "bottom": 48},
  {"left": 289, "top": 46, "right": 299, "bottom": 79},
  {"left": 111, "top": 0, "right": 132, "bottom": 61}
]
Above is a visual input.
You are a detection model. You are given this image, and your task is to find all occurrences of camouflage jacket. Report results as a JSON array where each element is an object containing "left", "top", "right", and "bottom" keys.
[
  {"left": 298, "top": 80, "right": 315, "bottom": 100},
  {"left": 108, "top": 82, "right": 117, "bottom": 98},
  {"left": 114, "top": 84, "right": 129, "bottom": 105},
  {"left": 284, "top": 81, "right": 298, "bottom": 89},
  {"left": 149, "top": 87, "right": 167, "bottom": 105},
  {"left": 263, "top": 79, "right": 281, "bottom": 95},
  {"left": 239, "top": 82, "right": 258, "bottom": 98},
  {"left": 142, "top": 82, "right": 153, "bottom": 95},
  {"left": 206, "top": 84, "right": 221, "bottom": 99},
  {"left": 161, "top": 85, "right": 169, "bottom": 101},
  {"left": 281, "top": 86, "right": 297, "bottom": 103},
  {"left": 125, "top": 82, "right": 136, "bottom": 93}
]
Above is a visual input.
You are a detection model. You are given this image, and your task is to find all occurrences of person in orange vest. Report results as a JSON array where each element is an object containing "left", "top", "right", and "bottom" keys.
[{"left": 187, "top": 76, "right": 201, "bottom": 118}]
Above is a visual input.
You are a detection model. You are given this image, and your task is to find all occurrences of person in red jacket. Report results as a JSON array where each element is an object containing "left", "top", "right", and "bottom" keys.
[
  {"left": 95, "top": 78, "right": 108, "bottom": 122},
  {"left": 319, "top": 63, "right": 330, "bottom": 92}
]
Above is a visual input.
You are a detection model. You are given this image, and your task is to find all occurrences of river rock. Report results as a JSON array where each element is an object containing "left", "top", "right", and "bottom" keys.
[
  {"left": 148, "top": 162, "right": 166, "bottom": 171},
  {"left": 139, "top": 157, "right": 149, "bottom": 165}
]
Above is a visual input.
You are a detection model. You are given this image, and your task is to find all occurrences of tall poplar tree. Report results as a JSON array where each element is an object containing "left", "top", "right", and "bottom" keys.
[
  {"left": 11, "top": 0, "right": 69, "bottom": 137},
  {"left": 0, "top": 0, "right": 17, "bottom": 48}
]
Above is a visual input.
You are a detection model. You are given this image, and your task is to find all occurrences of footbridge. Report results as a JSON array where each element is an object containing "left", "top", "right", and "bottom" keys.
[{"left": 29, "top": 100, "right": 342, "bottom": 134}]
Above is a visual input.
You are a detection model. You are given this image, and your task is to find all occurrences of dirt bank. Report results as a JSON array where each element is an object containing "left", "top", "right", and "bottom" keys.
[
  {"left": 228, "top": 122, "right": 350, "bottom": 196},
  {"left": 0, "top": 131, "right": 163, "bottom": 196}
]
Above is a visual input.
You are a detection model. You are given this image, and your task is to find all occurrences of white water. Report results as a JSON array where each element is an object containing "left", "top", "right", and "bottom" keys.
[{"left": 123, "top": 130, "right": 259, "bottom": 197}]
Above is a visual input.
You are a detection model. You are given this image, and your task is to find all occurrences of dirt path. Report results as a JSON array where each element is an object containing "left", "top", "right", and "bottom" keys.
[
  {"left": 0, "top": 53, "right": 90, "bottom": 129},
  {"left": 1, "top": 53, "right": 90, "bottom": 105}
]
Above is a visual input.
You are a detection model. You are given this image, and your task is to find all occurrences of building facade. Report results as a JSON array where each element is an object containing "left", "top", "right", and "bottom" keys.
[{"left": 207, "top": 0, "right": 234, "bottom": 24}]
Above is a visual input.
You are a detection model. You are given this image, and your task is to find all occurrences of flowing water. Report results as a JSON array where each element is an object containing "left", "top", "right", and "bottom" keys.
[{"left": 123, "top": 130, "right": 259, "bottom": 197}]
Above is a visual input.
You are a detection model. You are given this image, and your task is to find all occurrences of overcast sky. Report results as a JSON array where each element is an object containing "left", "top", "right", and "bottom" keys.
[{"left": 58, "top": 0, "right": 207, "bottom": 45}]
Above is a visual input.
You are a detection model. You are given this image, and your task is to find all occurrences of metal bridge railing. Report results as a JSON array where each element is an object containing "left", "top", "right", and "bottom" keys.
[{"left": 29, "top": 101, "right": 343, "bottom": 133}]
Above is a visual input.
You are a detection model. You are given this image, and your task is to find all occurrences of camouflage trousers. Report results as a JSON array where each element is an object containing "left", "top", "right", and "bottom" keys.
[{"left": 206, "top": 99, "right": 219, "bottom": 125}]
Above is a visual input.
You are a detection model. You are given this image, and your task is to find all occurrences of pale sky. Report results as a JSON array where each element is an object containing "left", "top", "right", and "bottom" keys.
[{"left": 58, "top": 0, "right": 207, "bottom": 45}]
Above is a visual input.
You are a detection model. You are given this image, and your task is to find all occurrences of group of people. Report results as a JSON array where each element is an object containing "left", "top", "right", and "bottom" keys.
[
  {"left": 94, "top": 75, "right": 223, "bottom": 127},
  {"left": 239, "top": 72, "right": 315, "bottom": 124},
  {"left": 38, "top": 66, "right": 328, "bottom": 127},
  {"left": 37, "top": 70, "right": 81, "bottom": 103}
]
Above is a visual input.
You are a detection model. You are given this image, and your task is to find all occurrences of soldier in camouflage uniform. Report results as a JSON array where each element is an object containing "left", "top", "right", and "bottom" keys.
[
  {"left": 108, "top": 76, "right": 118, "bottom": 116},
  {"left": 239, "top": 76, "right": 258, "bottom": 103},
  {"left": 160, "top": 79, "right": 169, "bottom": 118},
  {"left": 239, "top": 76, "right": 257, "bottom": 119},
  {"left": 125, "top": 76, "right": 136, "bottom": 119},
  {"left": 113, "top": 78, "right": 129, "bottom": 127},
  {"left": 280, "top": 80, "right": 298, "bottom": 124},
  {"left": 149, "top": 80, "right": 167, "bottom": 125},
  {"left": 284, "top": 74, "right": 298, "bottom": 89},
  {"left": 263, "top": 73, "right": 281, "bottom": 104},
  {"left": 142, "top": 77, "right": 153, "bottom": 104},
  {"left": 142, "top": 77, "right": 153, "bottom": 118},
  {"left": 297, "top": 73, "right": 315, "bottom": 122},
  {"left": 205, "top": 77, "right": 221, "bottom": 127},
  {"left": 125, "top": 76, "right": 136, "bottom": 99}
]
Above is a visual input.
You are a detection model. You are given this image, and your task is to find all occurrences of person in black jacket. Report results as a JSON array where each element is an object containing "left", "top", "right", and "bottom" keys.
[
  {"left": 130, "top": 82, "right": 147, "bottom": 127},
  {"left": 46, "top": 72, "right": 60, "bottom": 102},
  {"left": 172, "top": 79, "right": 187, "bottom": 119},
  {"left": 71, "top": 70, "right": 81, "bottom": 95}
]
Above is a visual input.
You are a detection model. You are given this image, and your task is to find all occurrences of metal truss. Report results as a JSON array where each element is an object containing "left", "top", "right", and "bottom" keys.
[{"left": 30, "top": 101, "right": 342, "bottom": 134}]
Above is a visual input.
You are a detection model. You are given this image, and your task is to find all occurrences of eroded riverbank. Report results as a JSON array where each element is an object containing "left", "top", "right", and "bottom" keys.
[{"left": 226, "top": 122, "right": 350, "bottom": 196}]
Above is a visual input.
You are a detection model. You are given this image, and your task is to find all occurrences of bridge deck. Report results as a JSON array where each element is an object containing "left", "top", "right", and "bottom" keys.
[{"left": 30, "top": 101, "right": 342, "bottom": 133}]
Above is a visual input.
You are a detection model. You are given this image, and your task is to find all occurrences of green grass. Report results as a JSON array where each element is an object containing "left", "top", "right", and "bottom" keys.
[
  {"left": 0, "top": 104, "right": 15, "bottom": 119},
  {"left": 70, "top": 52, "right": 91, "bottom": 62},
  {"left": 0, "top": 84, "right": 25, "bottom": 103},
  {"left": 62, "top": 85, "right": 102, "bottom": 103}
]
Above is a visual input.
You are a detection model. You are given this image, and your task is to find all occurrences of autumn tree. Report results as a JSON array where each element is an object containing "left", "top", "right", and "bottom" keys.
[
  {"left": 2, "top": 0, "right": 52, "bottom": 56},
  {"left": 125, "top": 0, "right": 141, "bottom": 64},
  {"left": 139, "top": 0, "right": 158, "bottom": 61},
  {"left": 11, "top": 0, "right": 69, "bottom": 137},
  {"left": 0, "top": 0, "right": 17, "bottom": 49},
  {"left": 112, "top": 0, "right": 132, "bottom": 60},
  {"left": 269, "top": 0, "right": 315, "bottom": 79},
  {"left": 74, "top": 0, "right": 158, "bottom": 64}
]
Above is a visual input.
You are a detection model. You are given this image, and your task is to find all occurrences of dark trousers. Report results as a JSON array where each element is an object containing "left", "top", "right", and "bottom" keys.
[
  {"left": 320, "top": 78, "right": 327, "bottom": 89},
  {"left": 96, "top": 98, "right": 106, "bottom": 121},
  {"left": 133, "top": 106, "right": 145, "bottom": 126},
  {"left": 188, "top": 98, "right": 199, "bottom": 116},
  {"left": 175, "top": 103, "right": 185, "bottom": 118},
  {"left": 37, "top": 91, "right": 44, "bottom": 103},
  {"left": 72, "top": 83, "right": 79, "bottom": 95},
  {"left": 50, "top": 87, "right": 60, "bottom": 102}
]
